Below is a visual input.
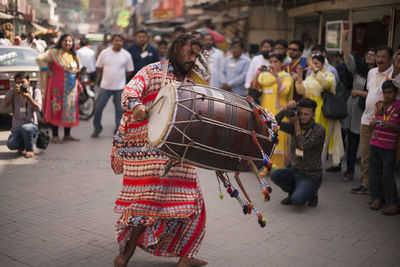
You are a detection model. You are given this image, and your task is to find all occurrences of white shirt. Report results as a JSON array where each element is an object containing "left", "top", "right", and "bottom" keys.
[
  {"left": 77, "top": 46, "right": 96, "bottom": 73},
  {"left": 361, "top": 65, "right": 393, "bottom": 125},
  {"left": 245, "top": 54, "right": 269, "bottom": 89},
  {"left": 206, "top": 47, "right": 224, "bottom": 88},
  {"left": 96, "top": 47, "right": 134, "bottom": 90}
]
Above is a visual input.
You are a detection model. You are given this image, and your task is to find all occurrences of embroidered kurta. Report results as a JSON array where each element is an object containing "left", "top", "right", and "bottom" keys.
[
  {"left": 111, "top": 61, "right": 206, "bottom": 257},
  {"left": 35, "top": 48, "right": 80, "bottom": 127},
  {"left": 258, "top": 70, "right": 293, "bottom": 168}
]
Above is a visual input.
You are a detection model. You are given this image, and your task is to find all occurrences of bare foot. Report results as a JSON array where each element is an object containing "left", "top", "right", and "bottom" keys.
[
  {"left": 25, "top": 151, "right": 35, "bottom": 158},
  {"left": 113, "top": 254, "right": 129, "bottom": 267},
  {"left": 176, "top": 257, "right": 208, "bottom": 267}
]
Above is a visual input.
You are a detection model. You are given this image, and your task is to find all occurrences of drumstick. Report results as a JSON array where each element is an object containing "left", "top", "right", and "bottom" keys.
[
  {"left": 234, "top": 171, "right": 252, "bottom": 204},
  {"left": 145, "top": 95, "right": 165, "bottom": 114}
]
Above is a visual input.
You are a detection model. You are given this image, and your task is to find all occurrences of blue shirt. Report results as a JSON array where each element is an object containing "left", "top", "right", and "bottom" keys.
[
  {"left": 127, "top": 43, "right": 159, "bottom": 77},
  {"left": 221, "top": 54, "right": 251, "bottom": 96}
]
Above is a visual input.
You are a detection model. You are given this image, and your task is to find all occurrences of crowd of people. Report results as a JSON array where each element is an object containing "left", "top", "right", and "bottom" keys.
[{"left": 3, "top": 24, "right": 400, "bottom": 267}]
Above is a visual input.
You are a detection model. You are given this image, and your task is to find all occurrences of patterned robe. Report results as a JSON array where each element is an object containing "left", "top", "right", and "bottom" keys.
[{"left": 111, "top": 61, "right": 206, "bottom": 257}]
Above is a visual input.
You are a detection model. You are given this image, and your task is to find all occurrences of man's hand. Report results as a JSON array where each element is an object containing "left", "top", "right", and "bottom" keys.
[
  {"left": 286, "top": 100, "right": 297, "bottom": 110},
  {"left": 370, "top": 119, "right": 377, "bottom": 128},
  {"left": 132, "top": 104, "right": 147, "bottom": 122},
  {"left": 342, "top": 30, "right": 350, "bottom": 42},
  {"left": 222, "top": 83, "right": 230, "bottom": 91},
  {"left": 288, "top": 113, "right": 299, "bottom": 124}
]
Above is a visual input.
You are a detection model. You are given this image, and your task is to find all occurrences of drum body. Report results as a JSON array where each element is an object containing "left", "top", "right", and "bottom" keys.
[{"left": 147, "top": 82, "right": 274, "bottom": 172}]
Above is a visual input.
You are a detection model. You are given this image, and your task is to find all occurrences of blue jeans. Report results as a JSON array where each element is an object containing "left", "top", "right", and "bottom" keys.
[
  {"left": 370, "top": 145, "right": 398, "bottom": 205},
  {"left": 93, "top": 88, "right": 123, "bottom": 132},
  {"left": 7, "top": 123, "right": 38, "bottom": 152},
  {"left": 271, "top": 168, "right": 322, "bottom": 205}
]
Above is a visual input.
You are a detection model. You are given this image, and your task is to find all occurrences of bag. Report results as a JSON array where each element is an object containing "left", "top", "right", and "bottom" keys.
[
  {"left": 36, "top": 129, "right": 50, "bottom": 149},
  {"left": 357, "top": 82, "right": 368, "bottom": 111},
  {"left": 321, "top": 91, "right": 347, "bottom": 120},
  {"left": 247, "top": 88, "right": 262, "bottom": 105}
]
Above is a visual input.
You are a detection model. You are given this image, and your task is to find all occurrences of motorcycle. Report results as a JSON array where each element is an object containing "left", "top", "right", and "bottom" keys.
[{"left": 78, "top": 68, "right": 95, "bottom": 121}]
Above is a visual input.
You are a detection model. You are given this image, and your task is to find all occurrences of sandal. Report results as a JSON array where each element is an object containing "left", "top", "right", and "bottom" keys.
[
  {"left": 381, "top": 204, "right": 400, "bottom": 216},
  {"left": 63, "top": 135, "right": 80, "bottom": 142},
  {"left": 51, "top": 136, "right": 63, "bottom": 144},
  {"left": 369, "top": 199, "right": 381, "bottom": 210}
]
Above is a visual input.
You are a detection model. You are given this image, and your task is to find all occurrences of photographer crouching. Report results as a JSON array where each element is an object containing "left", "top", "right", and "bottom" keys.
[
  {"left": 3, "top": 72, "right": 42, "bottom": 158},
  {"left": 271, "top": 98, "right": 325, "bottom": 207}
]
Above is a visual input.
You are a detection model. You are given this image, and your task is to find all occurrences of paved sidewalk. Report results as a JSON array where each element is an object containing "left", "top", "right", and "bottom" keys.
[{"left": 1, "top": 106, "right": 400, "bottom": 267}]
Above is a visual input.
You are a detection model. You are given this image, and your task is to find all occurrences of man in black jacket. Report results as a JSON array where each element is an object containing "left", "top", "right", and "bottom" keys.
[{"left": 271, "top": 98, "right": 325, "bottom": 207}]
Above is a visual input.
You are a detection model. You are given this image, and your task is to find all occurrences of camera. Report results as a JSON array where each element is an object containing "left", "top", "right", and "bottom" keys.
[
  {"left": 20, "top": 85, "right": 28, "bottom": 93},
  {"left": 286, "top": 107, "right": 299, "bottom": 118},
  {"left": 261, "top": 65, "right": 270, "bottom": 72}
]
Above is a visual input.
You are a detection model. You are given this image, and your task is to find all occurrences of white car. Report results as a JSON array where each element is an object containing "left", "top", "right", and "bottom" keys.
[{"left": 0, "top": 46, "right": 39, "bottom": 114}]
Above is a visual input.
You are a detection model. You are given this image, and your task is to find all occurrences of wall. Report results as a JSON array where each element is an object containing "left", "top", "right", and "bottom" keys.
[{"left": 247, "top": 5, "right": 292, "bottom": 52}]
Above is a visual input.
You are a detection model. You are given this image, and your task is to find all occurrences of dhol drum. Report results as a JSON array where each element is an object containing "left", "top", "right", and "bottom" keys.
[{"left": 147, "top": 82, "right": 275, "bottom": 172}]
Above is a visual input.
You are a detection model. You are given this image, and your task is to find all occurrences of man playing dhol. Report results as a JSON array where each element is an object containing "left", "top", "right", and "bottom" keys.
[
  {"left": 111, "top": 34, "right": 207, "bottom": 267},
  {"left": 271, "top": 98, "right": 325, "bottom": 207}
]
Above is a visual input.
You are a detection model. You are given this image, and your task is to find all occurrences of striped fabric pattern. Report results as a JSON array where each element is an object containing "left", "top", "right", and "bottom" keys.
[
  {"left": 370, "top": 100, "right": 400, "bottom": 150},
  {"left": 111, "top": 61, "right": 206, "bottom": 257}
]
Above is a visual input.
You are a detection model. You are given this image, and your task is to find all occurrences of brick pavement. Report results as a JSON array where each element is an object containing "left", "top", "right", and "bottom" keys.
[{"left": 1, "top": 105, "right": 400, "bottom": 267}]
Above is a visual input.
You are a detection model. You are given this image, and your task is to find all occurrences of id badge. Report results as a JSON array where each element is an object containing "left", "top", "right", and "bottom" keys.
[
  {"left": 295, "top": 148, "right": 304, "bottom": 157},
  {"left": 71, "top": 61, "right": 77, "bottom": 68},
  {"left": 264, "top": 88, "right": 273, "bottom": 95},
  {"left": 229, "top": 62, "right": 236, "bottom": 67},
  {"left": 19, "top": 107, "right": 26, "bottom": 113},
  {"left": 140, "top": 51, "right": 148, "bottom": 58}
]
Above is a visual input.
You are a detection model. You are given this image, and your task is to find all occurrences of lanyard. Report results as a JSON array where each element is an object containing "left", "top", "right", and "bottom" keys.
[
  {"left": 383, "top": 104, "right": 396, "bottom": 122},
  {"left": 376, "top": 72, "right": 389, "bottom": 87},
  {"left": 142, "top": 44, "right": 147, "bottom": 52},
  {"left": 286, "top": 58, "right": 300, "bottom": 73}
]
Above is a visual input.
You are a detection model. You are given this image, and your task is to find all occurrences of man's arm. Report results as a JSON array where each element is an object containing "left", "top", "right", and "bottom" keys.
[
  {"left": 3, "top": 88, "right": 15, "bottom": 106},
  {"left": 275, "top": 110, "right": 295, "bottom": 135}
]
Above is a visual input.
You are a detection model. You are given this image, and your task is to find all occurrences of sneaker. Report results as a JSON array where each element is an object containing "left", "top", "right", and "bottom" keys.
[
  {"left": 280, "top": 195, "right": 292, "bottom": 205},
  {"left": 308, "top": 193, "right": 318, "bottom": 207},
  {"left": 381, "top": 204, "right": 400, "bottom": 215},
  {"left": 351, "top": 185, "right": 368, "bottom": 194},
  {"left": 327, "top": 165, "right": 341, "bottom": 172},
  {"left": 342, "top": 172, "right": 354, "bottom": 182},
  {"left": 91, "top": 129, "right": 101, "bottom": 138}
]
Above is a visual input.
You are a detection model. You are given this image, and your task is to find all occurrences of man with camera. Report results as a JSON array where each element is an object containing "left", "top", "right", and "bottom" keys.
[
  {"left": 270, "top": 98, "right": 325, "bottom": 207},
  {"left": 3, "top": 72, "right": 42, "bottom": 158}
]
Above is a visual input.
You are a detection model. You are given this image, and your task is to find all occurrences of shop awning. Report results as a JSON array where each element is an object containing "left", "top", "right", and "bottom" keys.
[{"left": 31, "top": 22, "right": 49, "bottom": 31}]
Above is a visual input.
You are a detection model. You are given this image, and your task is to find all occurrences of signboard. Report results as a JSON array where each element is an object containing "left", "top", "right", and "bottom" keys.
[
  {"left": 117, "top": 10, "right": 130, "bottom": 28},
  {"left": 325, "top": 21, "right": 352, "bottom": 52},
  {"left": 66, "top": 9, "right": 86, "bottom": 23},
  {"left": 153, "top": 9, "right": 174, "bottom": 20}
]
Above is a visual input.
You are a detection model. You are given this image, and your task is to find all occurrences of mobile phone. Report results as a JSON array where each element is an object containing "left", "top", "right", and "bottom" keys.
[
  {"left": 376, "top": 120, "right": 383, "bottom": 126},
  {"left": 300, "top": 57, "right": 307, "bottom": 69}
]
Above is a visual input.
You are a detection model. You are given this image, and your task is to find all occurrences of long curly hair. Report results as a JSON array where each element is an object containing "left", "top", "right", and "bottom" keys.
[{"left": 167, "top": 34, "right": 210, "bottom": 82}]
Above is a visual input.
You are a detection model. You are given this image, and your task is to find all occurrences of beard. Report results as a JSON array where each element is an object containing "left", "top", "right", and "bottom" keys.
[
  {"left": 177, "top": 61, "right": 194, "bottom": 75},
  {"left": 262, "top": 52, "right": 270, "bottom": 59}
]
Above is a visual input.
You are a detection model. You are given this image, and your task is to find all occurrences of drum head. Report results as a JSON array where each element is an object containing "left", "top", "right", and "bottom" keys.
[{"left": 147, "top": 83, "right": 177, "bottom": 147}]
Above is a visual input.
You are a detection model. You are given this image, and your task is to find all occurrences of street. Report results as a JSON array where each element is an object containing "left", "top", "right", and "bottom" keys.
[{"left": 1, "top": 104, "right": 400, "bottom": 267}]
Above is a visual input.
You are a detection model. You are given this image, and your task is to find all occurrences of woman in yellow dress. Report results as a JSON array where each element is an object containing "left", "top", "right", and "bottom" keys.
[
  {"left": 256, "top": 52, "right": 293, "bottom": 173},
  {"left": 295, "top": 54, "right": 344, "bottom": 168}
]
